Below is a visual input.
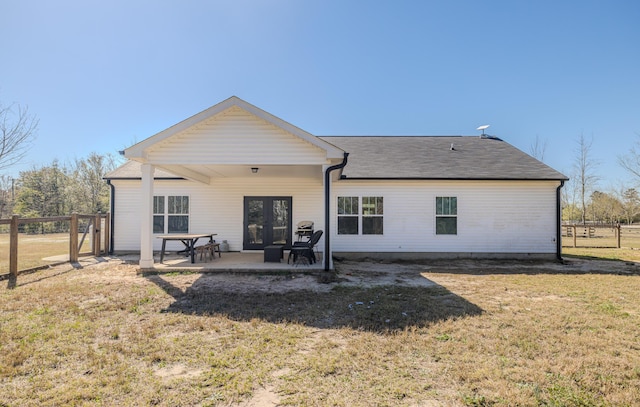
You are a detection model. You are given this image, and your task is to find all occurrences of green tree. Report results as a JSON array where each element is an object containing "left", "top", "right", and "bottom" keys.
[
  {"left": 67, "top": 152, "right": 116, "bottom": 213},
  {"left": 621, "top": 188, "right": 640, "bottom": 225},
  {"left": 562, "top": 202, "right": 581, "bottom": 223},
  {"left": 12, "top": 152, "right": 117, "bottom": 220},
  {"left": 14, "top": 161, "right": 69, "bottom": 218},
  {"left": 588, "top": 191, "right": 622, "bottom": 225}
]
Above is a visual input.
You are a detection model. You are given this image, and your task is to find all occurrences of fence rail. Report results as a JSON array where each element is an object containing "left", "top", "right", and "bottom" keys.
[
  {"left": 562, "top": 224, "right": 624, "bottom": 248},
  {"left": 0, "top": 213, "right": 110, "bottom": 281}
]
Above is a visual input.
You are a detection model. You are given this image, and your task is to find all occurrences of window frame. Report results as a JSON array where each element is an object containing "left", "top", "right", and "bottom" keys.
[
  {"left": 337, "top": 196, "right": 384, "bottom": 235},
  {"left": 337, "top": 196, "right": 359, "bottom": 235},
  {"left": 362, "top": 196, "right": 384, "bottom": 235},
  {"left": 435, "top": 196, "right": 457, "bottom": 235},
  {"left": 153, "top": 195, "right": 190, "bottom": 234}
]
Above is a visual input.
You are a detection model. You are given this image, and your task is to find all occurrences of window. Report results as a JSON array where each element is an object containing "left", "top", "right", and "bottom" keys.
[
  {"left": 153, "top": 196, "right": 165, "bottom": 233},
  {"left": 338, "top": 196, "right": 358, "bottom": 235},
  {"left": 362, "top": 196, "right": 383, "bottom": 234},
  {"left": 436, "top": 196, "right": 457, "bottom": 235},
  {"left": 153, "top": 195, "right": 189, "bottom": 233},
  {"left": 337, "top": 196, "right": 383, "bottom": 235}
]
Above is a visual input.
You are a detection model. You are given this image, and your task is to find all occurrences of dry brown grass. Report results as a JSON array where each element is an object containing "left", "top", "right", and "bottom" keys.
[
  {"left": 1, "top": 257, "right": 639, "bottom": 406},
  {"left": 0, "top": 232, "right": 92, "bottom": 274}
]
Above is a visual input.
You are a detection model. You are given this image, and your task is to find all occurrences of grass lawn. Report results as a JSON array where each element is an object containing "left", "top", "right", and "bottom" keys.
[
  {"left": 1, "top": 255, "right": 639, "bottom": 406},
  {"left": 0, "top": 232, "right": 93, "bottom": 274}
]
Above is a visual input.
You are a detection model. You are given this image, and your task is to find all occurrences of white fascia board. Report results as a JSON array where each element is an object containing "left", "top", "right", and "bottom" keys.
[{"left": 124, "top": 97, "right": 240, "bottom": 159}]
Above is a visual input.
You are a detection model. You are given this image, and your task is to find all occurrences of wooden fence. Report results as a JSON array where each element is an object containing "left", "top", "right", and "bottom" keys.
[
  {"left": 562, "top": 224, "right": 622, "bottom": 248},
  {"left": 0, "top": 213, "right": 110, "bottom": 281}
]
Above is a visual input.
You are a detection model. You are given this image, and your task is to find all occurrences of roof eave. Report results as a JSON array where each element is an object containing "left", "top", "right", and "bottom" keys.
[{"left": 339, "top": 176, "right": 570, "bottom": 181}]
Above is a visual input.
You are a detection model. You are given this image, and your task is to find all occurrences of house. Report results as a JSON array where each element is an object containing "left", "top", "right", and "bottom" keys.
[{"left": 104, "top": 96, "right": 568, "bottom": 269}]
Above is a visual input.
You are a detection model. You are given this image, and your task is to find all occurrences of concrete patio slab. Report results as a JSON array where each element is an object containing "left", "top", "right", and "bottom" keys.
[{"left": 148, "top": 251, "right": 325, "bottom": 272}]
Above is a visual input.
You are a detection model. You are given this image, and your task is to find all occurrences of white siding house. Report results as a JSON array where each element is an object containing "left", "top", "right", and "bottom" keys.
[{"left": 105, "top": 96, "right": 568, "bottom": 269}]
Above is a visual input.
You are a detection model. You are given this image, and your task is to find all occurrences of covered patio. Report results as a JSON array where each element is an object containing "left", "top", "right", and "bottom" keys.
[
  {"left": 151, "top": 250, "right": 325, "bottom": 272},
  {"left": 113, "top": 97, "right": 346, "bottom": 271}
]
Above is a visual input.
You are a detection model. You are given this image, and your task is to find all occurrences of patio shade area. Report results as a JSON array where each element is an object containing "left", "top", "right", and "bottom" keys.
[{"left": 152, "top": 251, "right": 324, "bottom": 272}]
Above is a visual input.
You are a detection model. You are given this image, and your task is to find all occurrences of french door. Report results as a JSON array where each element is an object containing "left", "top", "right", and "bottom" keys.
[{"left": 243, "top": 197, "right": 292, "bottom": 250}]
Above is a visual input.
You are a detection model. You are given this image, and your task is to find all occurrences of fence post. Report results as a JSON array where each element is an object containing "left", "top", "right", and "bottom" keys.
[
  {"left": 70, "top": 213, "right": 79, "bottom": 262},
  {"left": 94, "top": 213, "right": 101, "bottom": 256},
  {"left": 617, "top": 223, "right": 621, "bottom": 249},
  {"left": 9, "top": 215, "right": 19, "bottom": 278},
  {"left": 572, "top": 225, "right": 577, "bottom": 248}
]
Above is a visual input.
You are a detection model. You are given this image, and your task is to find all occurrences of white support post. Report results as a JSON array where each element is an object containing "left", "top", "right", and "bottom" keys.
[{"left": 139, "top": 163, "right": 155, "bottom": 269}]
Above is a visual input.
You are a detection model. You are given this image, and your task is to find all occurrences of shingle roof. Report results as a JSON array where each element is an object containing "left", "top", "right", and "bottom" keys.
[
  {"left": 105, "top": 136, "right": 568, "bottom": 181},
  {"left": 320, "top": 136, "right": 568, "bottom": 180}
]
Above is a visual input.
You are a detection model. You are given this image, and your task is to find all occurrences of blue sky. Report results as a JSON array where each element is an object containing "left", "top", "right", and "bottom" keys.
[{"left": 1, "top": 0, "right": 639, "bottom": 191}]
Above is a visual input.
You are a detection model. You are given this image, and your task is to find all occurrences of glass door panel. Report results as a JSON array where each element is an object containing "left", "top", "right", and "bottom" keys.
[
  {"left": 272, "top": 199, "right": 289, "bottom": 245},
  {"left": 244, "top": 197, "right": 292, "bottom": 250},
  {"left": 246, "top": 199, "right": 264, "bottom": 245}
]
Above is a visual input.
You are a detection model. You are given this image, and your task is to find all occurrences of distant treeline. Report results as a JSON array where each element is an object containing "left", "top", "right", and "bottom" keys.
[{"left": 0, "top": 152, "right": 120, "bottom": 220}]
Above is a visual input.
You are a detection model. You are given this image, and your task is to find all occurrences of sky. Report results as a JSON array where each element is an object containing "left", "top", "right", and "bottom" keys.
[{"left": 1, "top": 0, "right": 639, "bottom": 192}]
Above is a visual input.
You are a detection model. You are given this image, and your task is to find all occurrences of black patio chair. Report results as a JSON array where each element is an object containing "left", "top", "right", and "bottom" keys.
[{"left": 288, "top": 230, "right": 323, "bottom": 265}]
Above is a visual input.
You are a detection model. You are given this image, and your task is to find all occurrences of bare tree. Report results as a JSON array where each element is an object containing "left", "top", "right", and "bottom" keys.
[
  {"left": 0, "top": 174, "right": 14, "bottom": 218},
  {"left": 574, "top": 134, "right": 599, "bottom": 225},
  {"left": 618, "top": 132, "right": 640, "bottom": 181},
  {"left": 0, "top": 102, "right": 38, "bottom": 170},
  {"left": 561, "top": 178, "right": 581, "bottom": 223},
  {"left": 529, "top": 135, "right": 547, "bottom": 162}
]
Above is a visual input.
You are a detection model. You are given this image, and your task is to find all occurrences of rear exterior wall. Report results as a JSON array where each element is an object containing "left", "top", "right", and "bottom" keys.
[
  {"left": 111, "top": 176, "right": 324, "bottom": 252},
  {"left": 112, "top": 178, "right": 561, "bottom": 258},
  {"left": 331, "top": 179, "right": 560, "bottom": 257}
]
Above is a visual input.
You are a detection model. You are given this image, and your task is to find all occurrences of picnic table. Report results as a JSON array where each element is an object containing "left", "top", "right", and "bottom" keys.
[{"left": 157, "top": 233, "right": 216, "bottom": 264}]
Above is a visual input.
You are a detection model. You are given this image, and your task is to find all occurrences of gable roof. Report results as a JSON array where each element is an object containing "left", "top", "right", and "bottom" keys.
[
  {"left": 124, "top": 96, "right": 344, "bottom": 161},
  {"left": 320, "top": 136, "right": 568, "bottom": 180}
]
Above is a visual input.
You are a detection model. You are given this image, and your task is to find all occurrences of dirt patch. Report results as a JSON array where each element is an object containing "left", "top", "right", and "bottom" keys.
[
  {"left": 418, "top": 257, "right": 640, "bottom": 275},
  {"left": 154, "top": 363, "right": 204, "bottom": 381},
  {"left": 236, "top": 386, "right": 280, "bottom": 407},
  {"left": 18, "top": 255, "right": 640, "bottom": 296}
]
